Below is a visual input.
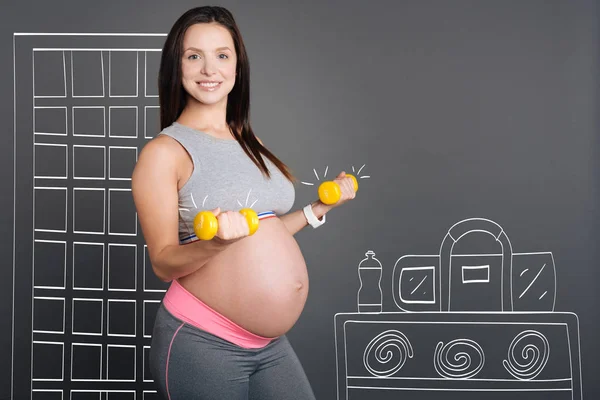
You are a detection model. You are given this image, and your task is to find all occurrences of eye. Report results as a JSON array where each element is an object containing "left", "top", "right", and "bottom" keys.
[
  {"left": 218, "top": 53, "right": 229, "bottom": 59},
  {"left": 188, "top": 54, "right": 200, "bottom": 60}
]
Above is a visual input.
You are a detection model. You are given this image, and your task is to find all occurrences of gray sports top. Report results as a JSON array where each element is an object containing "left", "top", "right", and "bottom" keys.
[{"left": 158, "top": 122, "right": 295, "bottom": 243}]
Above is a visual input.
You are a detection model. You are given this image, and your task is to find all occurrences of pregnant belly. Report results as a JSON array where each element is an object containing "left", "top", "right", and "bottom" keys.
[{"left": 178, "top": 217, "right": 309, "bottom": 337}]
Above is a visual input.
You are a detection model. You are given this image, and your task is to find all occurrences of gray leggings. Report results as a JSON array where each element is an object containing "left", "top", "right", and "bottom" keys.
[{"left": 149, "top": 304, "right": 316, "bottom": 400}]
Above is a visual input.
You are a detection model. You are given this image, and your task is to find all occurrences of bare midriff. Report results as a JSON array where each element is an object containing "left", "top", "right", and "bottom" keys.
[{"left": 177, "top": 217, "right": 309, "bottom": 338}]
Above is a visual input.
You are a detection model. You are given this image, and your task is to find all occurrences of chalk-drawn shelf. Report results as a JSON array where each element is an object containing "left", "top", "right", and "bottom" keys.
[{"left": 334, "top": 312, "right": 582, "bottom": 400}]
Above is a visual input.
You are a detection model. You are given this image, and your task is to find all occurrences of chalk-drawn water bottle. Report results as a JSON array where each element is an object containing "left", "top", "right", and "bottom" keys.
[{"left": 357, "top": 250, "right": 383, "bottom": 312}]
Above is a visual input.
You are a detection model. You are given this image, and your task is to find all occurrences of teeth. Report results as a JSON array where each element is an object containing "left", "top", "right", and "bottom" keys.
[{"left": 199, "top": 82, "right": 220, "bottom": 87}]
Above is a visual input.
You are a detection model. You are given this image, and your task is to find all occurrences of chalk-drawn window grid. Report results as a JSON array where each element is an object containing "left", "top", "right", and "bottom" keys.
[{"left": 30, "top": 43, "right": 165, "bottom": 397}]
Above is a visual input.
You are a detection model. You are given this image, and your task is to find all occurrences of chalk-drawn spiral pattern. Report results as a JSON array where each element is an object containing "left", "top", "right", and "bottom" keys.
[
  {"left": 503, "top": 330, "right": 550, "bottom": 380},
  {"left": 434, "top": 339, "right": 485, "bottom": 379},
  {"left": 363, "top": 329, "right": 414, "bottom": 377}
]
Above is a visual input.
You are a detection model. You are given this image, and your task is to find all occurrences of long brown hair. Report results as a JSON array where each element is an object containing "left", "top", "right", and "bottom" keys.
[{"left": 158, "top": 6, "right": 295, "bottom": 182}]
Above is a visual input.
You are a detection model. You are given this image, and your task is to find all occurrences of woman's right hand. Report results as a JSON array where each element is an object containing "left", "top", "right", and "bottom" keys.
[{"left": 210, "top": 207, "right": 251, "bottom": 244}]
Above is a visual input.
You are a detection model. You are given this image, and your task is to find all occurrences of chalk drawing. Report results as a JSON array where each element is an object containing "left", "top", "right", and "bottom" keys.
[
  {"left": 334, "top": 218, "right": 582, "bottom": 400},
  {"left": 301, "top": 163, "right": 370, "bottom": 186},
  {"left": 12, "top": 33, "right": 167, "bottom": 399}
]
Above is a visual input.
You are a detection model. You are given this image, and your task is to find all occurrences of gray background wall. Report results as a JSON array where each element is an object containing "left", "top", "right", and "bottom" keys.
[{"left": 1, "top": 0, "right": 599, "bottom": 399}]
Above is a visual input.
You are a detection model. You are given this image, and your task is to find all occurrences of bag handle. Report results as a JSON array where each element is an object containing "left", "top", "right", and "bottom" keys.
[{"left": 438, "top": 218, "right": 514, "bottom": 311}]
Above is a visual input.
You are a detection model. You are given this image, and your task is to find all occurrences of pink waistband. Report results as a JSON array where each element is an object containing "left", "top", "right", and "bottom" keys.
[{"left": 163, "top": 279, "right": 276, "bottom": 349}]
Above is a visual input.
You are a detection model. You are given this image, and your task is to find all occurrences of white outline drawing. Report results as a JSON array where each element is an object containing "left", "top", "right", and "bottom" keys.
[
  {"left": 70, "top": 392, "right": 101, "bottom": 400},
  {"left": 357, "top": 250, "right": 383, "bottom": 313},
  {"left": 106, "top": 391, "right": 136, "bottom": 400},
  {"left": 433, "top": 338, "right": 485, "bottom": 379},
  {"left": 34, "top": 187, "right": 67, "bottom": 233},
  {"left": 72, "top": 241, "right": 104, "bottom": 291},
  {"left": 72, "top": 187, "right": 105, "bottom": 235},
  {"left": 69, "top": 391, "right": 137, "bottom": 400},
  {"left": 13, "top": 33, "right": 165, "bottom": 399},
  {"left": 108, "top": 50, "right": 138, "bottom": 98},
  {"left": 32, "top": 341, "right": 64, "bottom": 382},
  {"left": 33, "top": 50, "right": 66, "bottom": 98},
  {"left": 33, "top": 239, "right": 66, "bottom": 290},
  {"left": 73, "top": 144, "right": 106, "bottom": 180},
  {"left": 108, "top": 188, "right": 138, "bottom": 236},
  {"left": 143, "top": 300, "right": 161, "bottom": 338},
  {"left": 300, "top": 163, "right": 370, "bottom": 186},
  {"left": 71, "top": 298, "right": 103, "bottom": 336},
  {"left": 398, "top": 266, "right": 436, "bottom": 305},
  {"left": 31, "top": 389, "right": 63, "bottom": 399},
  {"left": 144, "top": 105, "right": 160, "bottom": 138},
  {"left": 236, "top": 188, "right": 259, "bottom": 208},
  {"left": 108, "top": 146, "right": 138, "bottom": 181},
  {"left": 143, "top": 345, "right": 153, "bottom": 382},
  {"left": 334, "top": 218, "right": 583, "bottom": 400},
  {"left": 33, "top": 106, "right": 68, "bottom": 136},
  {"left": 144, "top": 50, "right": 160, "bottom": 98},
  {"left": 107, "top": 243, "right": 137, "bottom": 291},
  {"left": 462, "top": 265, "right": 490, "bottom": 284},
  {"left": 108, "top": 105, "right": 138, "bottom": 138},
  {"left": 70, "top": 343, "right": 102, "bottom": 382},
  {"left": 72, "top": 106, "right": 106, "bottom": 137},
  {"left": 32, "top": 297, "right": 65, "bottom": 335},
  {"left": 107, "top": 299, "right": 137, "bottom": 337},
  {"left": 106, "top": 344, "right": 137, "bottom": 382},
  {"left": 362, "top": 330, "right": 414, "bottom": 377},
  {"left": 71, "top": 50, "right": 104, "bottom": 98},
  {"left": 503, "top": 330, "right": 550, "bottom": 380}
]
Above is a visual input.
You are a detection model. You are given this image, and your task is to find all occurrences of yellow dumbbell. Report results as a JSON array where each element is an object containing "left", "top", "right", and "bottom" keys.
[
  {"left": 318, "top": 174, "right": 358, "bottom": 205},
  {"left": 193, "top": 208, "right": 259, "bottom": 240}
]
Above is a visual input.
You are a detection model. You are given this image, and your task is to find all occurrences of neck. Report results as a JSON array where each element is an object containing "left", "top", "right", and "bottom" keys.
[{"left": 178, "top": 96, "right": 229, "bottom": 132}]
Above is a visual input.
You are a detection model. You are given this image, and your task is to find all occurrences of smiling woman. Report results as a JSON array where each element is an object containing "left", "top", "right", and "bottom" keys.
[
  {"left": 131, "top": 5, "right": 356, "bottom": 400},
  {"left": 179, "top": 24, "right": 237, "bottom": 112}
]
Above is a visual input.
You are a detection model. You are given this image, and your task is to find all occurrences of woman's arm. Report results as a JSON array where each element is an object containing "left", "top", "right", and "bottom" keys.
[
  {"left": 255, "top": 137, "right": 356, "bottom": 235},
  {"left": 280, "top": 171, "right": 356, "bottom": 235},
  {"left": 279, "top": 200, "right": 332, "bottom": 235},
  {"left": 132, "top": 136, "right": 233, "bottom": 282}
]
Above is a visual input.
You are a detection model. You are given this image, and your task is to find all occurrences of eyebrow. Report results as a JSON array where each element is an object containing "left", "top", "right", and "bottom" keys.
[{"left": 184, "top": 46, "right": 232, "bottom": 52}]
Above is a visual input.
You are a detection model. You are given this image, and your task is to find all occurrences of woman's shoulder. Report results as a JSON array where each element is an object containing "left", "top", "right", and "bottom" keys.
[{"left": 138, "top": 130, "right": 188, "bottom": 167}]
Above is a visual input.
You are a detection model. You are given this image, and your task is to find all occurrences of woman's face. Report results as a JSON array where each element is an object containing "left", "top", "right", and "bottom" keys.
[{"left": 180, "top": 22, "right": 237, "bottom": 107}]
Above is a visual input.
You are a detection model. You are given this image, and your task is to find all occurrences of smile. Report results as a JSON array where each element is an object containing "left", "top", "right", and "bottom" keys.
[{"left": 197, "top": 81, "right": 222, "bottom": 91}]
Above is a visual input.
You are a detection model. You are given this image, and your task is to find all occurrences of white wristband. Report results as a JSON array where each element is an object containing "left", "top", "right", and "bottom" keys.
[{"left": 303, "top": 203, "right": 326, "bottom": 228}]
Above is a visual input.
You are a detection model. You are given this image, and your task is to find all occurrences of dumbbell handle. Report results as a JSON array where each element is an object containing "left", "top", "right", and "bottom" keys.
[
  {"left": 318, "top": 174, "right": 358, "bottom": 205},
  {"left": 193, "top": 208, "right": 259, "bottom": 241}
]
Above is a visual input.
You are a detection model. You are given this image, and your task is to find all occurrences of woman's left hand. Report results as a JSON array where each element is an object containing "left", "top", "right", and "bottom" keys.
[{"left": 330, "top": 171, "right": 356, "bottom": 208}]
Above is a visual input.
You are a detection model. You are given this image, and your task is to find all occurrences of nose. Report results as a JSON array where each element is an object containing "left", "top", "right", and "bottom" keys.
[{"left": 201, "top": 58, "right": 217, "bottom": 76}]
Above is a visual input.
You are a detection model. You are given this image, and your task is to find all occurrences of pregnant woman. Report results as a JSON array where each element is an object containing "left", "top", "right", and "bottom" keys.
[{"left": 131, "top": 6, "right": 356, "bottom": 400}]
